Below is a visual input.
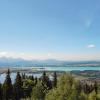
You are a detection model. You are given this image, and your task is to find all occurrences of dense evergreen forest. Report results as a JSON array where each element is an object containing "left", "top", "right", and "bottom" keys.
[{"left": 0, "top": 69, "right": 100, "bottom": 100}]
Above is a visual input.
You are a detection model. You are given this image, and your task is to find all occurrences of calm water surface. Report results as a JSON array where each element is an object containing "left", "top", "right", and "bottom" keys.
[
  {"left": 44, "top": 66, "right": 100, "bottom": 71},
  {"left": 0, "top": 66, "right": 100, "bottom": 84}
]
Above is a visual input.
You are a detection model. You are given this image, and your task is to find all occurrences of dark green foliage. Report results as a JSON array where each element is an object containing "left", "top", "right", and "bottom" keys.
[
  {"left": 29, "top": 75, "right": 34, "bottom": 81},
  {"left": 14, "top": 72, "right": 23, "bottom": 100},
  {"left": 42, "top": 71, "right": 46, "bottom": 83},
  {"left": 34, "top": 77, "right": 37, "bottom": 86},
  {"left": 31, "top": 82, "right": 46, "bottom": 100},
  {"left": 3, "top": 69, "right": 13, "bottom": 100},
  {"left": 15, "top": 72, "right": 23, "bottom": 87},
  {"left": 1, "top": 70, "right": 100, "bottom": 100},
  {"left": 53, "top": 72, "right": 57, "bottom": 88},
  {"left": 83, "top": 83, "right": 92, "bottom": 94},
  {"left": 22, "top": 73, "right": 26, "bottom": 79},
  {"left": 23, "top": 79, "right": 34, "bottom": 98},
  {"left": 75, "top": 81, "right": 82, "bottom": 94},
  {"left": 94, "top": 81, "right": 98, "bottom": 94},
  {"left": 31, "top": 75, "right": 34, "bottom": 81},
  {"left": 41, "top": 72, "right": 52, "bottom": 90},
  {"left": 0, "top": 83, "right": 3, "bottom": 100}
]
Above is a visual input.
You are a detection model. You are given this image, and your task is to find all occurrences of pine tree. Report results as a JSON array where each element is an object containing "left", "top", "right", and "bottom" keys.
[
  {"left": 42, "top": 71, "right": 46, "bottom": 82},
  {"left": 31, "top": 75, "right": 34, "bottom": 81},
  {"left": 42, "top": 71, "right": 48, "bottom": 86},
  {"left": 42, "top": 72, "right": 52, "bottom": 90},
  {"left": 22, "top": 73, "right": 26, "bottom": 79},
  {"left": 3, "top": 69, "right": 13, "bottom": 100},
  {"left": 94, "top": 81, "right": 98, "bottom": 94},
  {"left": 34, "top": 77, "right": 37, "bottom": 86},
  {"left": 53, "top": 72, "right": 57, "bottom": 88},
  {"left": 14, "top": 72, "right": 23, "bottom": 100}
]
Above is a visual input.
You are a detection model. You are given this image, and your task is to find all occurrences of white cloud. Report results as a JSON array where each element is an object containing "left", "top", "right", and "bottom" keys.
[
  {"left": 0, "top": 52, "right": 7, "bottom": 56},
  {"left": 87, "top": 44, "right": 95, "bottom": 48}
]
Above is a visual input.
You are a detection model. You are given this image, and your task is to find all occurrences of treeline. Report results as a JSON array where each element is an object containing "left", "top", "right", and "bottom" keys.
[
  {"left": 0, "top": 69, "right": 100, "bottom": 100},
  {"left": 0, "top": 69, "right": 57, "bottom": 100}
]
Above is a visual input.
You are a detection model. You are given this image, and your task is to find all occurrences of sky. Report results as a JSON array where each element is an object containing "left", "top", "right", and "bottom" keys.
[{"left": 0, "top": 0, "right": 100, "bottom": 60}]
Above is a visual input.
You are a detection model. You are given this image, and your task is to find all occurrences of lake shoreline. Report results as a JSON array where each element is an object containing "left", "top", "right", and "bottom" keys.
[{"left": 0, "top": 67, "right": 100, "bottom": 83}]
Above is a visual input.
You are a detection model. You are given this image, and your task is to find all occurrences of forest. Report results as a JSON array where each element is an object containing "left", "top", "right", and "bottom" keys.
[{"left": 0, "top": 69, "right": 100, "bottom": 100}]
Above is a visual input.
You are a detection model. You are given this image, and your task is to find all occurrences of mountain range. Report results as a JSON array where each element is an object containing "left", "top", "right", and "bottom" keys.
[{"left": 0, "top": 57, "right": 99, "bottom": 67}]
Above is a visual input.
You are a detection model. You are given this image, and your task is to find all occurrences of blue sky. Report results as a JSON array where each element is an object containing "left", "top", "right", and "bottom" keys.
[{"left": 0, "top": 0, "right": 100, "bottom": 60}]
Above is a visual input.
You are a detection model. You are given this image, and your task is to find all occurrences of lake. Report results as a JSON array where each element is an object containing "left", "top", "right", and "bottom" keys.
[
  {"left": 43, "top": 66, "right": 100, "bottom": 71},
  {"left": 0, "top": 66, "right": 100, "bottom": 84}
]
